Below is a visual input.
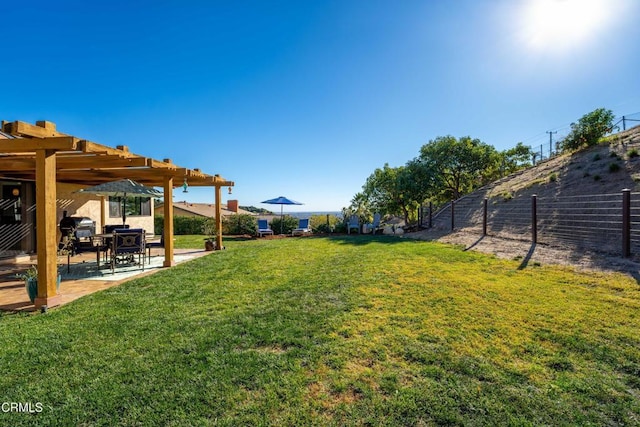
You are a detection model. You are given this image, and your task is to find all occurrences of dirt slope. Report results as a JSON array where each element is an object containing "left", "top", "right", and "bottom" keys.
[{"left": 406, "top": 125, "right": 640, "bottom": 274}]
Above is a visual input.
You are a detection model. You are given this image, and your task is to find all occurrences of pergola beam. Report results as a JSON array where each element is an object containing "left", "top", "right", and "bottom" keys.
[
  {"left": 0, "top": 136, "right": 79, "bottom": 152},
  {"left": 0, "top": 156, "right": 152, "bottom": 170}
]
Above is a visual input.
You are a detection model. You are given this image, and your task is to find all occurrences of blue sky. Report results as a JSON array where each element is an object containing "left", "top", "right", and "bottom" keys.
[{"left": 2, "top": 0, "right": 639, "bottom": 212}]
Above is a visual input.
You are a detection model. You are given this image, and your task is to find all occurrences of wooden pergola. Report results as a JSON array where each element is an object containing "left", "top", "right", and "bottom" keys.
[{"left": 0, "top": 120, "right": 234, "bottom": 309}]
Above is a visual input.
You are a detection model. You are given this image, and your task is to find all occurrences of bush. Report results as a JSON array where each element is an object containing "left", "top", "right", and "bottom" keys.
[
  {"left": 627, "top": 149, "right": 639, "bottom": 158},
  {"left": 202, "top": 217, "right": 217, "bottom": 237},
  {"left": 175, "top": 216, "right": 209, "bottom": 235},
  {"left": 333, "top": 222, "right": 347, "bottom": 234},
  {"left": 222, "top": 214, "right": 258, "bottom": 236},
  {"left": 310, "top": 214, "right": 341, "bottom": 233},
  {"left": 154, "top": 215, "right": 164, "bottom": 235},
  {"left": 270, "top": 215, "right": 299, "bottom": 235},
  {"left": 609, "top": 162, "right": 621, "bottom": 173},
  {"left": 548, "top": 172, "right": 558, "bottom": 183},
  {"left": 561, "top": 108, "right": 615, "bottom": 151},
  {"left": 156, "top": 215, "right": 210, "bottom": 235}
]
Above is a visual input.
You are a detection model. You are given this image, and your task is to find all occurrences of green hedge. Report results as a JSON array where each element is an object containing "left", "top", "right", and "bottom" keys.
[
  {"left": 309, "top": 214, "right": 341, "bottom": 233},
  {"left": 270, "top": 216, "right": 299, "bottom": 235},
  {"left": 155, "top": 214, "right": 260, "bottom": 236},
  {"left": 155, "top": 215, "right": 212, "bottom": 235},
  {"left": 223, "top": 214, "right": 258, "bottom": 236}
]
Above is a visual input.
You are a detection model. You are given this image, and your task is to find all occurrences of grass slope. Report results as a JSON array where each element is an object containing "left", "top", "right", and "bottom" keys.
[{"left": 1, "top": 236, "right": 639, "bottom": 425}]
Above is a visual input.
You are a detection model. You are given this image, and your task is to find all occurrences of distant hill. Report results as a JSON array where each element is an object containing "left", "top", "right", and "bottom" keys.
[{"left": 240, "top": 206, "right": 273, "bottom": 215}]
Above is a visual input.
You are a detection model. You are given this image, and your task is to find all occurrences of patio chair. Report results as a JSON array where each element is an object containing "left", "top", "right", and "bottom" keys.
[
  {"left": 110, "top": 228, "right": 146, "bottom": 273},
  {"left": 368, "top": 213, "right": 382, "bottom": 235},
  {"left": 257, "top": 219, "right": 274, "bottom": 237},
  {"left": 146, "top": 234, "right": 164, "bottom": 260},
  {"left": 292, "top": 218, "right": 312, "bottom": 236},
  {"left": 347, "top": 215, "right": 360, "bottom": 234}
]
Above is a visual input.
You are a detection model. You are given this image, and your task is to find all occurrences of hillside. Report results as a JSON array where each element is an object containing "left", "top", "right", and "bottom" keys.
[{"left": 407, "top": 125, "right": 640, "bottom": 272}]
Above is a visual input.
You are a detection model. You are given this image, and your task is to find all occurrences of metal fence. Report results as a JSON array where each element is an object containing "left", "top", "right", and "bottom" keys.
[
  {"left": 424, "top": 190, "right": 640, "bottom": 257},
  {"left": 524, "top": 112, "right": 640, "bottom": 166}
]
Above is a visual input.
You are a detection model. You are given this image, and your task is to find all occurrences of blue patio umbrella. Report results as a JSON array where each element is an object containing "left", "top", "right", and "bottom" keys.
[{"left": 261, "top": 196, "right": 303, "bottom": 234}]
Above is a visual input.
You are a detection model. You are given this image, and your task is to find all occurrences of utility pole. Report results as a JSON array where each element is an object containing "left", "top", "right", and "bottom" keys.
[{"left": 547, "top": 131, "right": 557, "bottom": 156}]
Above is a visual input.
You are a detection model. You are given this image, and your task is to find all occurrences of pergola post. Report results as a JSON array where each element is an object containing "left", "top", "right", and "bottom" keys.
[
  {"left": 100, "top": 195, "right": 106, "bottom": 233},
  {"left": 34, "top": 149, "right": 61, "bottom": 309},
  {"left": 163, "top": 175, "right": 175, "bottom": 267},
  {"left": 215, "top": 183, "right": 223, "bottom": 250}
]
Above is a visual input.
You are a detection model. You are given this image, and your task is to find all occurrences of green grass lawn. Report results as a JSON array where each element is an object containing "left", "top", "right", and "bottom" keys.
[{"left": 1, "top": 235, "right": 639, "bottom": 425}]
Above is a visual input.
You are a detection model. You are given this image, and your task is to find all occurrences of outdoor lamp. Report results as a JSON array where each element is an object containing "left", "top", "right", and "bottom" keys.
[
  {"left": 182, "top": 178, "right": 188, "bottom": 193},
  {"left": 228, "top": 186, "right": 232, "bottom": 195}
]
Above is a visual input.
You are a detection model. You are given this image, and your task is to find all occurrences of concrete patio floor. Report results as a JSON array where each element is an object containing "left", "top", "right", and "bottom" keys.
[{"left": 0, "top": 248, "right": 211, "bottom": 312}]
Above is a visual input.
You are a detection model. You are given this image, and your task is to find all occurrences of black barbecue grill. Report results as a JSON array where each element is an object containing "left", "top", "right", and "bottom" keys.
[
  {"left": 59, "top": 216, "right": 96, "bottom": 255},
  {"left": 58, "top": 216, "right": 98, "bottom": 271},
  {"left": 60, "top": 216, "right": 96, "bottom": 240}
]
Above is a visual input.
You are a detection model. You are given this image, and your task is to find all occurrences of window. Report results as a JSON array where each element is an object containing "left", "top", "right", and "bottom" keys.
[{"left": 109, "top": 196, "right": 151, "bottom": 218}]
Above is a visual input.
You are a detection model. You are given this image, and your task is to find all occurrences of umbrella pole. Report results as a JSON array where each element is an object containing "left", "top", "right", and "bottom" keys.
[
  {"left": 122, "top": 194, "right": 126, "bottom": 226},
  {"left": 280, "top": 205, "right": 283, "bottom": 234}
]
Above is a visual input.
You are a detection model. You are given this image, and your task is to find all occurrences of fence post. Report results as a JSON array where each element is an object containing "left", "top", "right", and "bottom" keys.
[
  {"left": 623, "top": 189, "right": 631, "bottom": 257},
  {"left": 531, "top": 194, "right": 537, "bottom": 244},
  {"left": 483, "top": 198, "right": 488, "bottom": 236},
  {"left": 428, "top": 201, "right": 433, "bottom": 228},
  {"left": 451, "top": 199, "right": 455, "bottom": 231}
]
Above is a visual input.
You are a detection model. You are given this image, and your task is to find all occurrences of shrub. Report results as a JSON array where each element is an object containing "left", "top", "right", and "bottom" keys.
[
  {"left": 201, "top": 217, "right": 217, "bottom": 237},
  {"left": 501, "top": 191, "right": 513, "bottom": 201},
  {"left": 549, "top": 172, "right": 558, "bottom": 183},
  {"left": 156, "top": 215, "right": 210, "bottom": 235},
  {"left": 174, "top": 216, "right": 209, "bottom": 235},
  {"left": 310, "top": 214, "right": 341, "bottom": 233},
  {"left": 592, "top": 153, "right": 601, "bottom": 162},
  {"left": 333, "top": 222, "right": 347, "bottom": 234},
  {"left": 223, "top": 214, "right": 258, "bottom": 236},
  {"left": 609, "top": 162, "right": 621, "bottom": 173},
  {"left": 593, "top": 175, "right": 601, "bottom": 181},
  {"left": 270, "top": 215, "right": 299, "bottom": 235},
  {"left": 560, "top": 108, "right": 615, "bottom": 151},
  {"left": 627, "top": 149, "right": 639, "bottom": 158},
  {"left": 154, "top": 215, "right": 164, "bottom": 235}
]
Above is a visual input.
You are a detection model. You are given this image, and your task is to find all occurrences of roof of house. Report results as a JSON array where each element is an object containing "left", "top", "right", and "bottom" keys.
[{"left": 156, "top": 201, "right": 256, "bottom": 217}]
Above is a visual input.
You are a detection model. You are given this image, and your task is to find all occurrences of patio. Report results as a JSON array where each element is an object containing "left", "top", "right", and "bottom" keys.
[
  {"left": 0, "top": 120, "right": 234, "bottom": 309},
  {"left": 0, "top": 247, "right": 211, "bottom": 312}
]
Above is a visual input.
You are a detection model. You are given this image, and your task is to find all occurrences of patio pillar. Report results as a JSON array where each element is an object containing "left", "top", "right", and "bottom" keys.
[
  {"left": 100, "top": 195, "right": 106, "bottom": 233},
  {"left": 215, "top": 183, "right": 223, "bottom": 250},
  {"left": 163, "top": 175, "right": 175, "bottom": 267},
  {"left": 34, "top": 149, "right": 61, "bottom": 309}
]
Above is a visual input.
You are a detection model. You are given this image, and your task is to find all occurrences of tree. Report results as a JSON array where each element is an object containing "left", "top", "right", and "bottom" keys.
[
  {"left": 500, "top": 142, "right": 533, "bottom": 175},
  {"left": 417, "top": 136, "right": 499, "bottom": 202},
  {"left": 362, "top": 164, "right": 416, "bottom": 225},
  {"left": 343, "top": 192, "right": 372, "bottom": 230},
  {"left": 561, "top": 108, "right": 615, "bottom": 151}
]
